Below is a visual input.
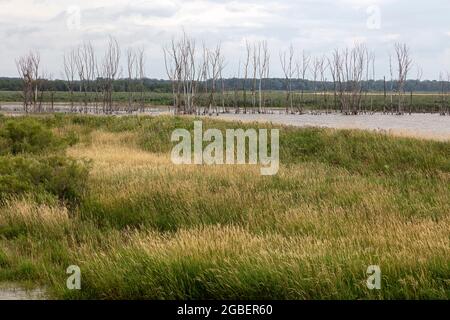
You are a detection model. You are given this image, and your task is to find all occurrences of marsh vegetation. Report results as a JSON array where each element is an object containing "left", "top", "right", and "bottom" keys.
[{"left": 0, "top": 114, "right": 448, "bottom": 299}]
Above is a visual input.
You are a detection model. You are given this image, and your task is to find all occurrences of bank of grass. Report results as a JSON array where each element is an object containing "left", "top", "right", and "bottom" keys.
[{"left": 0, "top": 114, "right": 449, "bottom": 299}]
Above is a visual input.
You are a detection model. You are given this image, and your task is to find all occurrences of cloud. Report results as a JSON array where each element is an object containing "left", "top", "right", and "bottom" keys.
[{"left": 0, "top": 0, "right": 448, "bottom": 79}]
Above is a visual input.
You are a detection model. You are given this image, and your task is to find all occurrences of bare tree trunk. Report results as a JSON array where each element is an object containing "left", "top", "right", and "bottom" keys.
[
  {"left": 394, "top": 43, "right": 412, "bottom": 115},
  {"left": 280, "top": 45, "right": 294, "bottom": 114}
]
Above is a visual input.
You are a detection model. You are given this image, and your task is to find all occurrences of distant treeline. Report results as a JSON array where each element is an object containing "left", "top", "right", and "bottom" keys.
[{"left": 1, "top": 77, "right": 448, "bottom": 93}]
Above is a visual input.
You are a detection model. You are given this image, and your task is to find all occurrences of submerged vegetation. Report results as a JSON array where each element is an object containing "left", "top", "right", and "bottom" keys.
[{"left": 0, "top": 114, "right": 448, "bottom": 299}]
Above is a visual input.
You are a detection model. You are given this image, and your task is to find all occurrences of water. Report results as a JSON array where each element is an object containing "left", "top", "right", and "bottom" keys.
[
  {"left": 0, "top": 284, "right": 46, "bottom": 300},
  {"left": 1, "top": 103, "right": 449, "bottom": 140},
  {"left": 217, "top": 112, "right": 450, "bottom": 140}
]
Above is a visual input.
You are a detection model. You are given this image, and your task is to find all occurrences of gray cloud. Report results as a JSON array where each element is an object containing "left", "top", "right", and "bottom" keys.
[{"left": 0, "top": 0, "right": 448, "bottom": 79}]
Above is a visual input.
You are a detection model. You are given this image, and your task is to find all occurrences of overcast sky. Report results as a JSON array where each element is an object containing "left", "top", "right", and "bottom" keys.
[{"left": 0, "top": 0, "right": 449, "bottom": 80}]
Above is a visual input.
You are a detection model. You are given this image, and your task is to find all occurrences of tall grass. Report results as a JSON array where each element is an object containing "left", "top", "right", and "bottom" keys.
[{"left": 0, "top": 114, "right": 448, "bottom": 299}]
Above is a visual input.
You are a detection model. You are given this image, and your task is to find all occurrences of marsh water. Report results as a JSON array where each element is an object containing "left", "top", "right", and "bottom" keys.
[
  {"left": 217, "top": 112, "right": 450, "bottom": 140},
  {"left": 0, "top": 284, "right": 46, "bottom": 300},
  {"left": 1, "top": 103, "right": 449, "bottom": 140}
]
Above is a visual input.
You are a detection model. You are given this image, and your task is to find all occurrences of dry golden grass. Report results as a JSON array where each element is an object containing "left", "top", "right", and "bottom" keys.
[{"left": 0, "top": 198, "right": 69, "bottom": 228}]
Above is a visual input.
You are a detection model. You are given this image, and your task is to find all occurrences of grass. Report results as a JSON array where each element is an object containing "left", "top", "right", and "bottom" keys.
[{"left": 0, "top": 114, "right": 448, "bottom": 299}]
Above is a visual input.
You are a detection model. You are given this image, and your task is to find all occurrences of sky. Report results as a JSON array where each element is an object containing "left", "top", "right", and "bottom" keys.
[{"left": 0, "top": 0, "right": 449, "bottom": 80}]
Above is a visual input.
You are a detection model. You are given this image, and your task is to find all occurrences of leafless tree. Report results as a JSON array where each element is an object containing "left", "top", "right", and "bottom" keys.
[
  {"left": 75, "top": 41, "right": 96, "bottom": 113},
  {"left": 363, "top": 50, "right": 375, "bottom": 113},
  {"left": 251, "top": 43, "right": 258, "bottom": 112},
  {"left": 163, "top": 37, "right": 183, "bottom": 114},
  {"left": 317, "top": 56, "right": 329, "bottom": 113},
  {"left": 280, "top": 44, "right": 295, "bottom": 113},
  {"left": 30, "top": 51, "right": 41, "bottom": 112},
  {"left": 311, "top": 56, "right": 321, "bottom": 111},
  {"left": 63, "top": 49, "right": 77, "bottom": 112},
  {"left": 182, "top": 35, "right": 203, "bottom": 114},
  {"left": 328, "top": 51, "right": 338, "bottom": 112},
  {"left": 394, "top": 43, "right": 413, "bottom": 114},
  {"left": 297, "top": 50, "right": 310, "bottom": 113},
  {"left": 126, "top": 48, "right": 136, "bottom": 113},
  {"left": 388, "top": 54, "right": 395, "bottom": 113},
  {"left": 331, "top": 44, "right": 368, "bottom": 114},
  {"left": 206, "top": 43, "right": 225, "bottom": 115},
  {"left": 257, "top": 40, "right": 270, "bottom": 113},
  {"left": 136, "top": 48, "right": 146, "bottom": 112},
  {"left": 101, "top": 36, "right": 120, "bottom": 113},
  {"left": 242, "top": 41, "right": 251, "bottom": 113},
  {"left": 16, "top": 53, "right": 34, "bottom": 113},
  {"left": 16, "top": 51, "right": 41, "bottom": 113}
]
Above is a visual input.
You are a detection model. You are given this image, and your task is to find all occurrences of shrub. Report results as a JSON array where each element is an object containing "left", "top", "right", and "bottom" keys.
[
  {"left": 0, "top": 155, "right": 90, "bottom": 205},
  {"left": 0, "top": 118, "right": 65, "bottom": 155}
]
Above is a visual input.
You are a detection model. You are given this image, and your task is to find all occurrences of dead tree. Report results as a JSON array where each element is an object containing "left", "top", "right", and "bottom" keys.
[
  {"left": 63, "top": 49, "right": 77, "bottom": 112},
  {"left": 16, "top": 51, "right": 41, "bottom": 113},
  {"left": 207, "top": 44, "right": 225, "bottom": 115},
  {"left": 328, "top": 51, "right": 338, "bottom": 112},
  {"left": 251, "top": 43, "right": 258, "bottom": 112},
  {"left": 164, "top": 32, "right": 207, "bottom": 115},
  {"left": 30, "top": 51, "right": 40, "bottom": 112},
  {"left": 163, "top": 42, "right": 178, "bottom": 113},
  {"left": 163, "top": 38, "right": 183, "bottom": 114},
  {"left": 48, "top": 73, "right": 55, "bottom": 112},
  {"left": 311, "top": 57, "right": 321, "bottom": 111},
  {"left": 317, "top": 56, "right": 328, "bottom": 113},
  {"left": 280, "top": 45, "right": 295, "bottom": 113},
  {"left": 75, "top": 41, "right": 96, "bottom": 113},
  {"left": 101, "top": 37, "right": 120, "bottom": 113},
  {"left": 126, "top": 48, "right": 136, "bottom": 113},
  {"left": 16, "top": 53, "right": 34, "bottom": 113},
  {"left": 363, "top": 50, "right": 375, "bottom": 113},
  {"left": 331, "top": 44, "right": 368, "bottom": 115},
  {"left": 242, "top": 41, "right": 251, "bottom": 114},
  {"left": 297, "top": 50, "right": 310, "bottom": 113},
  {"left": 388, "top": 54, "right": 395, "bottom": 113},
  {"left": 369, "top": 53, "right": 376, "bottom": 113},
  {"left": 182, "top": 35, "right": 203, "bottom": 114},
  {"left": 394, "top": 43, "right": 412, "bottom": 115},
  {"left": 257, "top": 41, "right": 270, "bottom": 113},
  {"left": 136, "top": 48, "right": 146, "bottom": 112},
  {"left": 200, "top": 44, "right": 209, "bottom": 114}
]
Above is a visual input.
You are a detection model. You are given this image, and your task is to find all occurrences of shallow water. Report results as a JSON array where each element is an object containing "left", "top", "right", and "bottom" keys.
[
  {"left": 0, "top": 284, "right": 46, "bottom": 300},
  {"left": 217, "top": 112, "right": 450, "bottom": 140},
  {"left": 1, "top": 103, "right": 449, "bottom": 140}
]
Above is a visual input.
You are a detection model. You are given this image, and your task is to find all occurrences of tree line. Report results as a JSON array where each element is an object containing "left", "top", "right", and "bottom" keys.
[{"left": 1, "top": 77, "right": 448, "bottom": 94}]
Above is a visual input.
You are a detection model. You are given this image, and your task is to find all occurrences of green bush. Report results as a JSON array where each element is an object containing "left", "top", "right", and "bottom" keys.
[
  {"left": 0, "top": 118, "right": 65, "bottom": 155},
  {"left": 0, "top": 155, "right": 90, "bottom": 205}
]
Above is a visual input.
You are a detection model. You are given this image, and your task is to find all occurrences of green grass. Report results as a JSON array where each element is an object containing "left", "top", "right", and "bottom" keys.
[{"left": 0, "top": 114, "right": 448, "bottom": 299}]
